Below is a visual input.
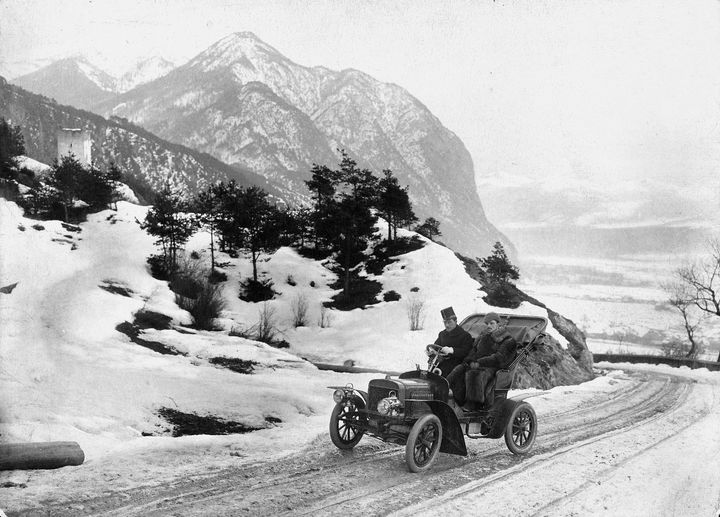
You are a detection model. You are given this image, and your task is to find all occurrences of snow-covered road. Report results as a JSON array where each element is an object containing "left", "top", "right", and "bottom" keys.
[{"left": 6, "top": 367, "right": 718, "bottom": 516}]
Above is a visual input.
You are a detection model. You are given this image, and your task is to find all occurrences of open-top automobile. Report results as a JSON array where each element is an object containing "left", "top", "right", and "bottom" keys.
[{"left": 328, "top": 312, "right": 548, "bottom": 472}]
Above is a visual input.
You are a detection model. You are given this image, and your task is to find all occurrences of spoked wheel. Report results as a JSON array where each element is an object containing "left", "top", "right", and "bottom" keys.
[
  {"left": 405, "top": 413, "right": 443, "bottom": 472},
  {"left": 329, "top": 399, "right": 365, "bottom": 450},
  {"left": 504, "top": 401, "right": 537, "bottom": 454}
]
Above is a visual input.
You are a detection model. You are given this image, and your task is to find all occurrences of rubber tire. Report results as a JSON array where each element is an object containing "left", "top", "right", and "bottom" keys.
[
  {"left": 504, "top": 401, "right": 537, "bottom": 454},
  {"left": 405, "top": 413, "right": 443, "bottom": 472},
  {"left": 329, "top": 399, "right": 365, "bottom": 450}
]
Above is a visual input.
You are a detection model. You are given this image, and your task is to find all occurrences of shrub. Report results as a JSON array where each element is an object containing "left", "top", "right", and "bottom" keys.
[
  {"left": 240, "top": 278, "right": 276, "bottom": 302},
  {"left": 170, "top": 257, "right": 226, "bottom": 330},
  {"left": 406, "top": 296, "right": 426, "bottom": 331},
  {"left": 410, "top": 286, "right": 419, "bottom": 292},
  {"left": 326, "top": 275, "right": 382, "bottom": 310},
  {"left": 286, "top": 274, "right": 297, "bottom": 286},
  {"left": 383, "top": 290, "right": 401, "bottom": 302},
  {"left": 176, "top": 281, "right": 226, "bottom": 330},
  {"left": 290, "top": 292, "right": 310, "bottom": 327},
  {"left": 209, "top": 269, "right": 228, "bottom": 283},
  {"left": 190, "top": 250, "right": 201, "bottom": 259},
  {"left": 133, "top": 309, "right": 173, "bottom": 330},
  {"left": 482, "top": 280, "right": 523, "bottom": 309},
  {"left": 147, "top": 254, "right": 175, "bottom": 280},
  {"left": 319, "top": 305, "right": 333, "bottom": 328},
  {"left": 661, "top": 340, "right": 704, "bottom": 359},
  {"left": 230, "top": 303, "right": 282, "bottom": 345},
  {"left": 256, "top": 302, "right": 278, "bottom": 343}
]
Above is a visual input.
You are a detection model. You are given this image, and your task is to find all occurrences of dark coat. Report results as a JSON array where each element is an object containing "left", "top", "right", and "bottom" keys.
[
  {"left": 466, "top": 328, "right": 517, "bottom": 369},
  {"left": 433, "top": 325, "right": 473, "bottom": 377},
  {"left": 447, "top": 328, "right": 518, "bottom": 405}
]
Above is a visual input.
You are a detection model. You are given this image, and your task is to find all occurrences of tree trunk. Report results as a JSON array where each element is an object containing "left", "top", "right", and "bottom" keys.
[
  {"left": 210, "top": 227, "right": 215, "bottom": 275},
  {"left": 0, "top": 441, "right": 84, "bottom": 470}
]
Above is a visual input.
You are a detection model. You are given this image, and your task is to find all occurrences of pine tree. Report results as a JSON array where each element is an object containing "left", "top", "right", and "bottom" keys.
[
  {"left": 141, "top": 184, "right": 197, "bottom": 272},
  {"left": 193, "top": 184, "right": 225, "bottom": 276},
  {"left": 0, "top": 118, "right": 25, "bottom": 180},
  {"left": 415, "top": 217, "right": 442, "bottom": 241},
  {"left": 332, "top": 151, "right": 379, "bottom": 295},
  {"left": 377, "top": 169, "right": 416, "bottom": 241},
  {"left": 234, "top": 186, "right": 281, "bottom": 282},
  {"left": 479, "top": 241, "right": 519, "bottom": 284},
  {"left": 305, "top": 163, "right": 340, "bottom": 249},
  {"left": 48, "top": 155, "right": 84, "bottom": 222}
]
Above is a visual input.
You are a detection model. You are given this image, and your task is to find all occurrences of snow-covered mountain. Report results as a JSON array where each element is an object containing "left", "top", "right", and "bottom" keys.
[
  {"left": 96, "top": 32, "right": 509, "bottom": 259},
  {"left": 116, "top": 56, "right": 176, "bottom": 91},
  {"left": 10, "top": 55, "right": 177, "bottom": 111},
  {"left": 0, "top": 77, "right": 279, "bottom": 201},
  {"left": 12, "top": 56, "right": 117, "bottom": 111}
]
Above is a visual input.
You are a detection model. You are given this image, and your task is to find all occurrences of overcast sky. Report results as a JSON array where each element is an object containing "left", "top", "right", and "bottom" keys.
[{"left": 2, "top": 0, "right": 720, "bottom": 224}]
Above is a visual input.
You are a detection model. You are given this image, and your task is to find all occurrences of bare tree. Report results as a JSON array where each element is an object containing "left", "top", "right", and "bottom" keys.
[
  {"left": 661, "top": 280, "right": 704, "bottom": 358},
  {"left": 674, "top": 238, "right": 720, "bottom": 361},
  {"left": 405, "top": 295, "right": 426, "bottom": 331}
]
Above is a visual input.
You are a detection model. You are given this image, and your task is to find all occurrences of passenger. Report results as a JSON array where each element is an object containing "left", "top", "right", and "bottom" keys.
[
  {"left": 447, "top": 312, "right": 517, "bottom": 409},
  {"left": 426, "top": 307, "right": 473, "bottom": 377}
]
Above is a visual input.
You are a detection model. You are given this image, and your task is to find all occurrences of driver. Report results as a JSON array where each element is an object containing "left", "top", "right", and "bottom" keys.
[{"left": 426, "top": 307, "right": 473, "bottom": 377}]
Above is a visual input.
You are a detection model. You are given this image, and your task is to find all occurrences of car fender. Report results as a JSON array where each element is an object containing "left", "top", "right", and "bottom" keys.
[
  {"left": 425, "top": 401, "right": 467, "bottom": 456},
  {"left": 509, "top": 392, "right": 545, "bottom": 402},
  {"left": 488, "top": 399, "right": 519, "bottom": 439}
]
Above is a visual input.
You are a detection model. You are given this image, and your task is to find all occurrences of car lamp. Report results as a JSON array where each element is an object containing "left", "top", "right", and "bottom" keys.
[
  {"left": 376, "top": 396, "right": 402, "bottom": 416},
  {"left": 333, "top": 389, "right": 346, "bottom": 403}
]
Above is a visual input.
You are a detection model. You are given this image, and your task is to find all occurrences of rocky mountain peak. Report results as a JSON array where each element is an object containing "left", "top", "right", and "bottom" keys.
[{"left": 189, "top": 31, "right": 286, "bottom": 72}]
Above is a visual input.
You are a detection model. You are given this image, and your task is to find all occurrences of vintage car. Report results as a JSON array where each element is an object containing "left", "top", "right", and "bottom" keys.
[{"left": 328, "top": 313, "right": 547, "bottom": 472}]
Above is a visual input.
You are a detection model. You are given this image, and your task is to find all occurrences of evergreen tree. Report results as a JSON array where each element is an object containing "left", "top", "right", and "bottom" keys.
[
  {"left": 305, "top": 163, "right": 340, "bottom": 249},
  {"left": 193, "top": 183, "right": 226, "bottom": 276},
  {"left": 234, "top": 186, "right": 281, "bottom": 282},
  {"left": 479, "top": 241, "right": 519, "bottom": 284},
  {"left": 377, "top": 169, "right": 416, "bottom": 241},
  {"left": 332, "top": 151, "right": 379, "bottom": 295},
  {"left": 415, "top": 217, "right": 442, "bottom": 241},
  {"left": 0, "top": 118, "right": 25, "bottom": 180},
  {"left": 48, "top": 155, "right": 84, "bottom": 222},
  {"left": 141, "top": 184, "right": 197, "bottom": 271},
  {"left": 77, "top": 164, "right": 115, "bottom": 211}
]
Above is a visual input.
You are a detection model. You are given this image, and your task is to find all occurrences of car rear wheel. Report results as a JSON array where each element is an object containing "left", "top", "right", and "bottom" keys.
[
  {"left": 329, "top": 399, "right": 365, "bottom": 450},
  {"left": 405, "top": 413, "right": 443, "bottom": 472},
  {"left": 504, "top": 401, "right": 536, "bottom": 454}
]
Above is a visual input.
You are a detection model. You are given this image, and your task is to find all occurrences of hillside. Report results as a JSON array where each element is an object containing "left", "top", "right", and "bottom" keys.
[
  {"left": 0, "top": 195, "right": 593, "bottom": 454},
  {"left": 0, "top": 77, "right": 283, "bottom": 202}
]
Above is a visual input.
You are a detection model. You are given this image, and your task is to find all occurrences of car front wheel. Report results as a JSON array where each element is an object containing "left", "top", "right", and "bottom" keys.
[
  {"left": 405, "top": 413, "right": 443, "bottom": 472},
  {"left": 329, "top": 399, "right": 365, "bottom": 450},
  {"left": 504, "top": 401, "right": 537, "bottom": 454}
]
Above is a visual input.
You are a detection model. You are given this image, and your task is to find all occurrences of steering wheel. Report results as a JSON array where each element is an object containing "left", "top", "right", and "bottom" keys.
[
  {"left": 425, "top": 344, "right": 446, "bottom": 357},
  {"left": 425, "top": 344, "right": 446, "bottom": 375}
]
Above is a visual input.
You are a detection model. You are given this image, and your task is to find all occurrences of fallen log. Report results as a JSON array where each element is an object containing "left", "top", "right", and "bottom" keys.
[{"left": 0, "top": 441, "right": 85, "bottom": 470}]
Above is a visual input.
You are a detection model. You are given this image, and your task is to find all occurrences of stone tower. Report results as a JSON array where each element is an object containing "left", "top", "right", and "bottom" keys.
[{"left": 57, "top": 128, "right": 92, "bottom": 166}]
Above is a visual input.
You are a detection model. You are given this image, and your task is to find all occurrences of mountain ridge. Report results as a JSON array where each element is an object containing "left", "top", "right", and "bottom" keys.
[
  {"left": 0, "top": 76, "right": 284, "bottom": 202},
  {"left": 94, "top": 31, "right": 510, "bottom": 258}
]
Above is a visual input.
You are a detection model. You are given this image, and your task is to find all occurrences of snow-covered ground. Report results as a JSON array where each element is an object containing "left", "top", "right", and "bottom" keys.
[
  {"left": 520, "top": 254, "right": 720, "bottom": 361},
  {"left": 1, "top": 198, "right": 719, "bottom": 515}
]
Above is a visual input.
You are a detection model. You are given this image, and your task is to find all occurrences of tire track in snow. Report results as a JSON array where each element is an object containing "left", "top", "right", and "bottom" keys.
[
  {"left": 11, "top": 372, "right": 692, "bottom": 516},
  {"left": 393, "top": 376, "right": 704, "bottom": 516}
]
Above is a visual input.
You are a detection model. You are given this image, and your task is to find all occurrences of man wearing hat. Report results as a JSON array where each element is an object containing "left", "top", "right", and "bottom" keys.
[
  {"left": 427, "top": 307, "right": 473, "bottom": 377},
  {"left": 447, "top": 312, "right": 518, "bottom": 409}
]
